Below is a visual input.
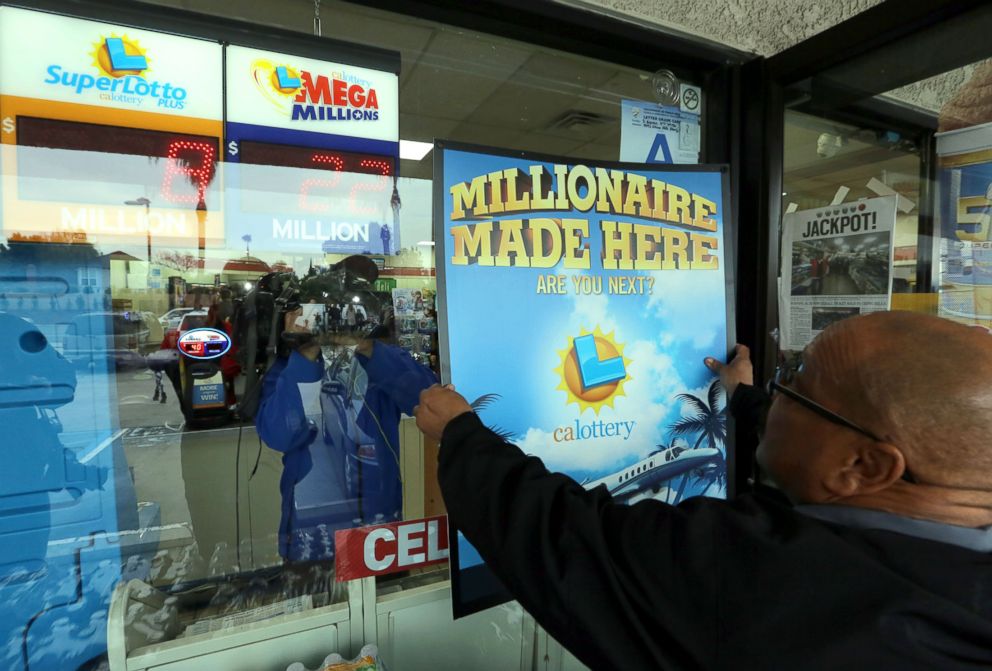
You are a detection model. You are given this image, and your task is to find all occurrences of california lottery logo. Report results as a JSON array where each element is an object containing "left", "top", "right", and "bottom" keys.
[
  {"left": 554, "top": 327, "right": 630, "bottom": 415},
  {"left": 250, "top": 59, "right": 381, "bottom": 122},
  {"left": 250, "top": 59, "right": 303, "bottom": 111},
  {"left": 91, "top": 35, "right": 149, "bottom": 77},
  {"left": 44, "top": 35, "right": 187, "bottom": 109}
]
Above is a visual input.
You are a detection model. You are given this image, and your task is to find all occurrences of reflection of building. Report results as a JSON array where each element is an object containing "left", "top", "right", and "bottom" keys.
[{"left": 220, "top": 255, "right": 272, "bottom": 285}]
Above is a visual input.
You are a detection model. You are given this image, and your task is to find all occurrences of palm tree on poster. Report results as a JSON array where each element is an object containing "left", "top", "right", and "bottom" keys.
[
  {"left": 666, "top": 379, "right": 728, "bottom": 503},
  {"left": 470, "top": 393, "right": 515, "bottom": 441}
]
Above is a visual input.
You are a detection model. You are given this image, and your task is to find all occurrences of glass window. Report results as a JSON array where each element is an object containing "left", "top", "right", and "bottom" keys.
[
  {"left": 779, "top": 45, "right": 992, "bottom": 353},
  {"left": 782, "top": 108, "right": 922, "bottom": 301},
  {"left": 0, "top": 1, "right": 699, "bottom": 666}
]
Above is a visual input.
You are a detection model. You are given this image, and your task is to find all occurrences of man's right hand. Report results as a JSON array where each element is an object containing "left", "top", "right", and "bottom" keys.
[
  {"left": 414, "top": 384, "right": 473, "bottom": 442},
  {"left": 704, "top": 344, "right": 753, "bottom": 397}
]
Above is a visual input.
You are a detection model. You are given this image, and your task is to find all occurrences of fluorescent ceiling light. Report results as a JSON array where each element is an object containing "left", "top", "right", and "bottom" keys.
[
  {"left": 417, "top": 241, "right": 435, "bottom": 246},
  {"left": 400, "top": 140, "right": 433, "bottom": 161}
]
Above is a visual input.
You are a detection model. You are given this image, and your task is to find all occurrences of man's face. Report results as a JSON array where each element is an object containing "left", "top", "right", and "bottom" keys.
[{"left": 756, "top": 331, "right": 865, "bottom": 502}]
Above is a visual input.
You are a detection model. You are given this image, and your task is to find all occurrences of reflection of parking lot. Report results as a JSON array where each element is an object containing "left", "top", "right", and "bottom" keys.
[
  {"left": 114, "top": 366, "right": 283, "bottom": 582},
  {"left": 115, "top": 368, "right": 187, "bottom": 428}
]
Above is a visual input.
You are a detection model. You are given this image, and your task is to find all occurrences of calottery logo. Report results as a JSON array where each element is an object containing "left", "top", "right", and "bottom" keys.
[
  {"left": 554, "top": 327, "right": 630, "bottom": 414},
  {"left": 92, "top": 35, "right": 149, "bottom": 77},
  {"left": 44, "top": 35, "right": 188, "bottom": 109},
  {"left": 250, "top": 59, "right": 380, "bottom": 122},
  {"left": 552, "top": 327, "right": 636, "bottom": 443}
]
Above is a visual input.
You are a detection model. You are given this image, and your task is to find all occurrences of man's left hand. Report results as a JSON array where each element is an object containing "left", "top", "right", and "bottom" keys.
[{"left": 415, "top": 384, "right": 473, "bottom": 441}]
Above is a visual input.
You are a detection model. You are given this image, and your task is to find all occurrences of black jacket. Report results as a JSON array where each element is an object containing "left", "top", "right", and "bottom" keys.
[{"left": 438, "top": 388, "right": 992, "bottom": 670}]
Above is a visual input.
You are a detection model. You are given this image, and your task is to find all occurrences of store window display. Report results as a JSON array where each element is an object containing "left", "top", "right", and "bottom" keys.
[{"left": 0, "top": 0, "right": 706, "bottom": 667}]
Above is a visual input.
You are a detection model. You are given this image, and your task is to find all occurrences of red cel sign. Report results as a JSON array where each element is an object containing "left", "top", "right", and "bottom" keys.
[{"left": 334, "top": 515, "right": 449, "bottom": 581}]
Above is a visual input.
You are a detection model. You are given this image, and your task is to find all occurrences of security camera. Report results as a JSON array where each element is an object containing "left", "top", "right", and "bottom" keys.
[{"left": 816, "top": 132, "right": 843, "bottom": 159}]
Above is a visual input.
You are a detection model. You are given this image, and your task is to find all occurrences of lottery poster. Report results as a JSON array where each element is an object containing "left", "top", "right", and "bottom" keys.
[{"left": 434, "top": 142, "right": 734, "bottom": 617}]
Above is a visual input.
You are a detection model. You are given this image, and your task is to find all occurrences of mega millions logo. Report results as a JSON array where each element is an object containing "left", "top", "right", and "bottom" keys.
[
  {"left": 250, "top": 59, "right": 381, "bottom": 122},
  {"left": 44, "top": 35, "right": 188, "bottom": 109},
  {"left": 554, "top": 327, "right": 630, "bottom": 415}
]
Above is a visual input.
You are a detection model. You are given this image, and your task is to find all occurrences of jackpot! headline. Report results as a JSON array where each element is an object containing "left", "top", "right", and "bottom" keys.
[{"left": 447, "top": 164, "right": 720, "bottom": 295}]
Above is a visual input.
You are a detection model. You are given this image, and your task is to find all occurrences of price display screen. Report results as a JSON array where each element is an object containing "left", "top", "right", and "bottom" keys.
[
  {"left": 15, "top": 116, "right": 220, "bottom": 207},
  {"left": 236, "top": 139, "right": 395, "bottom": 216},
  {"left": 239, "top": 140, "right": 394, "bottom": 174}
]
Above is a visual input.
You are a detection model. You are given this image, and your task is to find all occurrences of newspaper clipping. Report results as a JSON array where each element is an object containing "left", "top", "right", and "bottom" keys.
[{"left": 780, "top": 196, "right": 897, "bottom": 350}]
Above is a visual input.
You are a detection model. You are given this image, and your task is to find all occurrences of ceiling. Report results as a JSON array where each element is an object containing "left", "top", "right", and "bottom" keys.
[
  {"left": 140, "top": 0, "right": 671, "bottom": 180},
  {"left": 137, "top": 0, "right": 963, "bottom": 208},
  {"left": 782, "top": 111, "right": 919, "bottom": 212},
  {"left": 138, "top": 0, "right": 668, "bottom": 179},
  {"left": 325, "top": 1, "right": 666, "bottom": 179}
]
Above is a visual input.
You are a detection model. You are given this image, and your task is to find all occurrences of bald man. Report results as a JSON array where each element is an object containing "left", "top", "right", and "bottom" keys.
[{"left": 415, "top": 311, "right": 992, "bottom": 670}]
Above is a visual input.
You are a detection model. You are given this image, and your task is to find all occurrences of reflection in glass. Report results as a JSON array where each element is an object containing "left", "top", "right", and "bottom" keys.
[{"left": 1, "top": 138, "right": 437, "bottom": 662}]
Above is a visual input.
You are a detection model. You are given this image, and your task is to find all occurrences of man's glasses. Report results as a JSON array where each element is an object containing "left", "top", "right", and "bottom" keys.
[{"left": 766, "top": 357, "right": 917, "bottom": 483}]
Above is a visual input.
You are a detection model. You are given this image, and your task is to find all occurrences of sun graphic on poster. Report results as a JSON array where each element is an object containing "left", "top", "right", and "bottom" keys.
[
  {"left": 554, "top": 326, "right": 631, "bottom": 415},
  {"left": 90, "top": 34, "right": 151, "bottom": 79}
]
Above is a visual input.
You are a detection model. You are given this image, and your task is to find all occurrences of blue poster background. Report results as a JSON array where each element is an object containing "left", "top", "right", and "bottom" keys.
[{"left": 438, "top": 147, "right": 732, "bottom": 577}]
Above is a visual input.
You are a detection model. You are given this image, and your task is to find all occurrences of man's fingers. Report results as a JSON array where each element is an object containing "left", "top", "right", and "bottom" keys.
[
  {"left": 419, "top": 383, "right": 442, "bottom": 402},
  {"left": 704, "top": 356, "right": 723, "bottom": 372},
  {"left": 734, "top": 343, "right": 751, "bottom": 361}
]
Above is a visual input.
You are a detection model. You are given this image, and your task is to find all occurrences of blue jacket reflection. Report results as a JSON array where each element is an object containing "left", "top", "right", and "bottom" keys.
[{"left": 256, "top": 342, "right": 436, "bottom": 561}]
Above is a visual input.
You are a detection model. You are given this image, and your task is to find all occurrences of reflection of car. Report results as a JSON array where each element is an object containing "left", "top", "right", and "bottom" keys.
[
  {"left": 138, "top": 310, "right": 164, "bottom": 350},
  {"left": 178, "top": 310, "right": 209, "bottom": 333},
  {"left": 161, "top": 310, "right": 208, "bottom": 349},
  {"left": 158, "top": 307, "right": 195, "bottom": 330},
  {"left": 62, "top": 312, "right": 150, "bottom": 369}
]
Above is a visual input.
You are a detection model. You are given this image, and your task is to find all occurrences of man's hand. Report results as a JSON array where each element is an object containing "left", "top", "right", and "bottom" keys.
[
  {"left": 704, "top": 344, "right": 753, "bottom": 397},
  {"left": 414, "top": 384, "right": 473, "bottom": 442}
]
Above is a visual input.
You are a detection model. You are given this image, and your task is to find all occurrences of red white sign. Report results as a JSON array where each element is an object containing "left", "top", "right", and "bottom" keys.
[{"left": 334, "top": 515, "right": 449, "bottom": 581}]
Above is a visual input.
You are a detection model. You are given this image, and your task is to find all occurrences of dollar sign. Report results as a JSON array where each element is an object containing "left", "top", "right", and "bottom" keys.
[
  {"left": 2, "top": 117, "right": 14, "bottom": 134},
  {"left": 227, "top": 140, "right": 238, "bottom": 156}
]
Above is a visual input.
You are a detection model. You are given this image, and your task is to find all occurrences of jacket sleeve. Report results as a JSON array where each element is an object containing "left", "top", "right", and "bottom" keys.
[
  {"left": 439, "top": 413, "right": 719, "bottom": 671},
  {"left": 355, "top": 342, "right": 437, "bottom": 415},
  {"left": 255, "top": 351, "right": 322, "bottom": 454},
  {"left": 728, "top": 383, "right": 770, "bottom": 437}
]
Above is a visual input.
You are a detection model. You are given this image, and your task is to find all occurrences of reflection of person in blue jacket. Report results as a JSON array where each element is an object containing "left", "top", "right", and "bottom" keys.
[{"left": 256, "top": 309, "right": 436, "bottom": 562}]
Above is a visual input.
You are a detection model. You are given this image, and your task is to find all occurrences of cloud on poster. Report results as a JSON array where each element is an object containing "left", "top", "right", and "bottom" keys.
[{"left": 646, "top": 269, "right": 726, "bottom": 350}]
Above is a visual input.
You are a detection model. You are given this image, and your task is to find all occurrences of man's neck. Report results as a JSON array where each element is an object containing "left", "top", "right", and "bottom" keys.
[{"left": 838, "top": 482, "right": 992, "bottom": 528}]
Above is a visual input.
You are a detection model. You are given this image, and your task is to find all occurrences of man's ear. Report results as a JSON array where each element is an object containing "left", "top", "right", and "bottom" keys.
[{"left": 823, "top": 441, "right": 906, "bottom": 499}]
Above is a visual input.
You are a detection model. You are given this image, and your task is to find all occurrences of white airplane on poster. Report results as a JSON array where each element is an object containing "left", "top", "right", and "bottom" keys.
[{"left": 582, "top": 440, "right": 722, "bottom": 503}]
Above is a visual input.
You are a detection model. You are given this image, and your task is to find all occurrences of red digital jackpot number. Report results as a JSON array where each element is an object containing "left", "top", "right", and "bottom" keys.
[
  {"left": 297, "top": 152, "right": 393, "bottom": 214},
  {"left": 299, "top": 153, "right": 345, "bottom": 213},
  {"left": 161, "top": 140, "right": 216, "bottom": 205},
  {"left": 349, "top": 159, "right": 392, "bottom": 216}
]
